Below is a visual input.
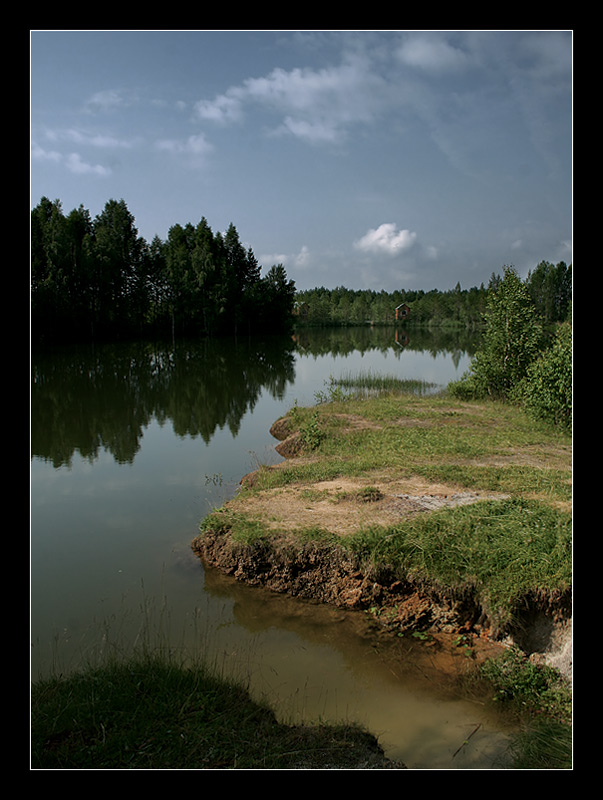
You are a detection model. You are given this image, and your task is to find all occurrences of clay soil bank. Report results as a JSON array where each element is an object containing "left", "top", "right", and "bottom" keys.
[{"left": 192, "top": 395, "right": 572, "bottom": 679}]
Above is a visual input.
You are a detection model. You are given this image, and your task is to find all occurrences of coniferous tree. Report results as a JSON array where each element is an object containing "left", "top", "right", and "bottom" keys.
[
  {"left": 31, "top": 197, "right": 71, "bottom": 340},
  {"left": 260, "top": 264, "right": 296, "bottom": 332},
  {"left": 191, "top": 216, "right": 219, "bottom": 334},
  {"left": 143, "top": 235, "right": 170, "bottom": 330},
  {"left": 90, "top": 199, "right": 143, "bottom": 335},
  {"left": 165, "top": 223, "right": 196, "bottom": 337}
]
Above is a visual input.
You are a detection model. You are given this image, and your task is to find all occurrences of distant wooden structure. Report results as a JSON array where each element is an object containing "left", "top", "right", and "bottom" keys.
[
  {"left": 294, "top": 302, "right": 310, "bottom": 319},
  {"left": 395, "top": 303, "right": 410, "bottom": 321}
]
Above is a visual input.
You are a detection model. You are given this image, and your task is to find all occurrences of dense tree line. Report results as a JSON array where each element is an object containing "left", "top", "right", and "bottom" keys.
[
  {"left": 295, "top": 283, "right": 488, "bottom": 328},
  {"left": 296, "top": 262, "right": 571, "bottom": 330},
  {"left": 31, "top": 196, "right": 571, "bottom": 348},
  {"left": 31, "top": 197, "right": 296, "bottom": 344}
]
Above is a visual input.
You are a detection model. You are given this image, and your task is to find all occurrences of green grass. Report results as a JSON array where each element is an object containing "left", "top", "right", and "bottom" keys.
[
  {"left": 203, "top": 493, "right": 572, "bottom": 637},
  {"left": 479, "top": 647, "right": 572, "bottom": 769},
  {"left": 200, "top": 507, "right": 271, "bottom": 545},
  {"left": 252, "top": 389, "right": 571, "bottom": 506},
  {"left": 315, "top": 371, "right": 437, "bottom": 402},
  {"left": 414, "top": 463, "right": 572, "bottom": 503},
  {"left": 342, "top": 498, "right": 571, "bottom": 634},
  {"left": 210, "top": 385, "right": 571, "bottom": 639},
  {"left": 31, "top": 653, "right": 391, "bottom": 769},
  {"left": 505, "top": 721, "right": 572, "bottom": 769}
]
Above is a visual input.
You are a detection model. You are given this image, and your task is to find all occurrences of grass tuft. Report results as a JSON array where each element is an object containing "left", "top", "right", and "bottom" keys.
[{"left": 314, "top": 371, "right": 437, "bottom": 402}]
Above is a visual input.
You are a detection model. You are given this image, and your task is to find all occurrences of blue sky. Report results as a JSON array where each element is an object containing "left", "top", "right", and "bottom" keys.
[{"left": 30, "top": 30, "right": 572, "bottom": 292}]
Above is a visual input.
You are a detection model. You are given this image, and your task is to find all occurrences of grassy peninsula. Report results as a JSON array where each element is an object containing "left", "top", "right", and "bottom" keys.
[
  {"left": 198, "top": 374, "right": 571, "bottom": 642},
  {"left": 31, "top": 376, "right": 572, "bottom": 770},
  {"left": 193, "top": 373, "right": 572, "bottom": 769}
]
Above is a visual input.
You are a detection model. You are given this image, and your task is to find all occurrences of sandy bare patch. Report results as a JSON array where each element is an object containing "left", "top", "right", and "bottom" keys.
[{"left": 230, "top": 473, "right": 508, "bottom": 537}]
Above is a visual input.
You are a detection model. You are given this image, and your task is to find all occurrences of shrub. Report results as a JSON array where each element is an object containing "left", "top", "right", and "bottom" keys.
[
  {"left": 513, "top": 323, "right": 572, "bottom": 431},
  {"left": 451, "top": 267, "right": 544, "bottom": 400}
]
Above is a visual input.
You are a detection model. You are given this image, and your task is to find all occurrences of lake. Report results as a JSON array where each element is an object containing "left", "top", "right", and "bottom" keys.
[{"left": 30, "top": 325, "right": 515, "bottom": 769}]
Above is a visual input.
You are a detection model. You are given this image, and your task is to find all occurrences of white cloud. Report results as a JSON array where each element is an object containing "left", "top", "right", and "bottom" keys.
[
  {"left": 260, "top": 245, "right": 311, "bottom": 269},
  {"left": 45, "top": 128, "right": 135, "bottom": 149},
  {"left": 155, "top": 133, "right": 213, "bottom": 163},
  {"left": 195, "top": 93, "right": 243, "bottom": 124},
  {"left": 275, "top": 116, "right": 340, "bottom": 144},
  {"left": 31, "top": 142, "right": 62, "bottom": 163},
  {"left": 396, "top": 33, "right": 471, "bottom": 73},
  {"left": 294, "top": 245, "right": 311, "bottom": 267},
  {"left": 354, "top": 223, "right": 417, "bottom": 257},
  {"left": 193, "top": 55, "right": 385, "bottom": 144},
  {"left": 32, "top": 126, "right": 138, "bottom": 178},
  {"left": 84, "top": 89, "right": 130, "bottom": 113},
  {"left": 64, "top": 153, "right": 111, "bottom": 176},
  {"left": 31, "top": 142, "right": 111, "bottom": 176}
]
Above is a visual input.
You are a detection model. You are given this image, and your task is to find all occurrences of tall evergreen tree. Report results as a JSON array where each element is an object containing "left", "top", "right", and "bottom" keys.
[
  {"left": 165, "top": 223, "right": 196, "bottom": 336},
  {"left": 191, "top": 217, "right": 219, "bottom": 333},
  {"left": 30, "top": 195, "right": 307, "bottom": 342},
  {"left": 260, "top": 264, "right": 296, "bottom": 331},
  {"left": 90, "top": 199, "right": 143, "bottom": 334},
  {"left": 143, "top": 235, "right": 170, "bottom": 329},
  {"left": 63, "top": 205, "right": 94, "bottom": 334},
  {"left": 31, "top": 197, "right": 71, "bottom": 339}
]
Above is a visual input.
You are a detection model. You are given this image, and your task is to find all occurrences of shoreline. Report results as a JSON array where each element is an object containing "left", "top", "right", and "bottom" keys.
[{"left": 192, "top": 393, "right": 572, "bottom": 682}]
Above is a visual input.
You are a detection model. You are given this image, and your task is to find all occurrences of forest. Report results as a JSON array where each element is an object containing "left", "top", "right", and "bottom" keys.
[
  {"left": 31, "top": 197, "right": 297, "bottom": 344},
  {"left": 31, "top": 196, "right": 572, "bottom": 345},
  {"left": 295, "top": 261, "right": 572, "bottom": 330}
]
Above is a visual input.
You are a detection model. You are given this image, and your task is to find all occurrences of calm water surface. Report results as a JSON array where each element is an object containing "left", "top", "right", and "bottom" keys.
[{"left": 31, "top": 326, "right": 514, "bottom": 769}]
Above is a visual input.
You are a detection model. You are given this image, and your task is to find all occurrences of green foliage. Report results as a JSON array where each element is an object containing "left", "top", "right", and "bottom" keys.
[
  {"left": 525, "top": 260, "right": 572, "bottom": 324},
  {"left": 513, "top": 323, "right": 572, "bottom": 431},
  {"left": 295, "top": 283, "right": 489, "bottom": 328},
  {"left": 462, "top": 267, "right": 545, "bottom": 399},
  {"left": 289, "top": 402, "right": 325, "bottom": 451},
  {"left": 480, "top": 647, "right": 572, "bottom": 768},
  {"left": 261, "top": 264, "right": 297, "bottom": 332},
  {"left": 449, "top": 266, "right": 572, "bottom": 432},
  {"left": 31, "top": 197, "right": 296, "bottom": 344},
  {"left": 481, "top": 648, "right": 570, "bottom": 717}
]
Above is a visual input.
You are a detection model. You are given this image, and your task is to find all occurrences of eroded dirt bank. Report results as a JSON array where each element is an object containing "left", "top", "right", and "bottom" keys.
[{"left": 191, "top": 412, "right": 572, "bottom": 681}]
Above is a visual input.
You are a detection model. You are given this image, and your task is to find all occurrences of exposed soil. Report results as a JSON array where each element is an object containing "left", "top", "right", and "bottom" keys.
[
  {"left": 237, "top": 469, "right": 510, "bottom": 537},
  {"left": 192, "top": 413, "right": 572, "bottom": 681}
]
